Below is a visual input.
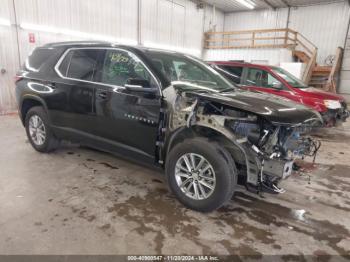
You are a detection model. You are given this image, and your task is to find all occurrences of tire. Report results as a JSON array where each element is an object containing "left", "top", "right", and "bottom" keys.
[
  {"left": 25, "top": 106, "right": 59, "bottom": 153},
  {"left": 165, "top": 137, "right": 237, "bottom": 212}
]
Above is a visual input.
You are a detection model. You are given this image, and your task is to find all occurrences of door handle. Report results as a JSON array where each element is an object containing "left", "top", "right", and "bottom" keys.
[
  {"left": 47, "top": 82, "right": 56, "bottom": 89},
  {"left": 98, "top": 91, "right": 108, "bottom": 99}
]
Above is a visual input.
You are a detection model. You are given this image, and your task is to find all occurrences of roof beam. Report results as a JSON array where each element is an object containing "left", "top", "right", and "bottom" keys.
[
  {"left": 280, "top": 0, "right": 291, "bottom": 7},
  {"left": 262, "top": 0, "right": 277, "bottom": 10}
]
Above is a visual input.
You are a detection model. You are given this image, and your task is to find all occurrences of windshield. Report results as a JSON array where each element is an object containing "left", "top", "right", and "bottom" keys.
[
  {"left": 144, "top": 50, "right": 234, "bottom": 92},
  {"left": 272, "top": 67, "right": 307, "bottom": 88}
]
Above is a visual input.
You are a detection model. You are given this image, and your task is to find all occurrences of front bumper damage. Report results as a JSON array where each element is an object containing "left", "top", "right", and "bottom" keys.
[
  {"left": 171, "top": 94, "right": 321, "bottom": 195},
  {"left": 322, "top": 103, "right": 349, "bottom": 126}
]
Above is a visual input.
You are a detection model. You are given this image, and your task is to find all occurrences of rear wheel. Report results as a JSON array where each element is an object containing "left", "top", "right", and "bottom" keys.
[
  {"left": 166, "top": 137, "right": 237, "bottom": 212},
  {"left": 25, "top": 106, "right": 59, "bottom": 152}
]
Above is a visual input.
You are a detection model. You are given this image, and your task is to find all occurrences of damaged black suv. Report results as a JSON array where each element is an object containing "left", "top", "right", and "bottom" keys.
[{"left": 16, "top": 41, "right": 322, "bottom": 212}]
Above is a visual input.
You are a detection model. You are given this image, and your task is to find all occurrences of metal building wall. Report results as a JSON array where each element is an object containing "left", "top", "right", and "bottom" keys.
[
  {"left": 13, "top": 0, "right": 204, "bottom": 60},
  {"left": 223, "top": 8, "right": 288, "bottom": 31},
  {"left": 203, "top": 4, "right": 225, "bottom": 33},
  {"left": 204, "top": 48, "right": 293, "bottom": 65},
  {"left": 141, "top": 0, "right": 203, "bottom": 55},
  {"left": 14, "top": 0, "right": 139, "bottom": 63},
  {"left": 339, "top": 24, "right": 350, "bottom": 95},
  {"left": 204, "top": 1, "right": 350, "bottom": 66},
  {"left": 0, "top": 0, "right": 20, "bottom": 114},
  {"left": 289, "top": 1, "right": 350, "bottom": 64}
]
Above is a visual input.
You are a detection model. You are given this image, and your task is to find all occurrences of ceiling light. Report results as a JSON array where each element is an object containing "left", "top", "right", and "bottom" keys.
[
  {"left": 236, "top": 0, "right": 255, "bottom": 9},
  {"left": 0, "top": 18, "right": 11, "bottom": 26}
]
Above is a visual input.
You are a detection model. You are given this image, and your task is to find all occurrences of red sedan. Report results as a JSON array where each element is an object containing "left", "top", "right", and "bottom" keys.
[{"left": 209, "top": 61, "right": 349, "bottom": 126}]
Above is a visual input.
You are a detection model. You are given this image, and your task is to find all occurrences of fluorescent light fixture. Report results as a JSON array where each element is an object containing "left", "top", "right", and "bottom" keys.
[
  {"left": 20, "top": 22, "right": 138, "bottom": 45},
  {"left": 0, "top": 18, "right": 11, "bottom": 26},
  {"left": 236, "top": 0, "right": 255, "bottom": 9},
  {"left": 143, "top": 41, "right": 201, "bottom": 57}
]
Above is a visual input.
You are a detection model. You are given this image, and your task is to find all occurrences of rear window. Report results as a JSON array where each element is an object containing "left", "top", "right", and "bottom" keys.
[
  {"left": 57, "top": 49, "right": 104, "bottom": 81},
  {"left": 25, "top": 48, "right": 56, "bottom": 72}
]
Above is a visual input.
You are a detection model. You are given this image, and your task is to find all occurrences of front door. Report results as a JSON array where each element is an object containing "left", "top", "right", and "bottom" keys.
[{"left": 93, "top": 49, "right": 162, "bottom": 162}]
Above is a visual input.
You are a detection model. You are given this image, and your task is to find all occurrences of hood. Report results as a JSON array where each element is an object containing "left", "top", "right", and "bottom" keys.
[
  {"left": 298, "top": 87, "right": 345, "bottom": 101},
  {"left": 183, "top": 88, "right": 323, "bottom": 126}
]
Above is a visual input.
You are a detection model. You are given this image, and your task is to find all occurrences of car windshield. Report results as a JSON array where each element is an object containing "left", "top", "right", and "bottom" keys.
[
  {"left": 144, "top": 50, "right": 234, "bottom": 92},
  {"left": 272, "top": 67, "right": 308, "bottom": 88}
]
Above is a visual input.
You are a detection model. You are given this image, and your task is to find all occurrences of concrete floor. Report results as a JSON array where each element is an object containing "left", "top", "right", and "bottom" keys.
[{"left": 0, "top": 114, "right": 350, "bottom": 258}]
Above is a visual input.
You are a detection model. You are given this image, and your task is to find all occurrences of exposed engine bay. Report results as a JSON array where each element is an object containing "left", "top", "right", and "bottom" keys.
[{"left": 168, "top": 90, "right": 322, "bottom": 195}]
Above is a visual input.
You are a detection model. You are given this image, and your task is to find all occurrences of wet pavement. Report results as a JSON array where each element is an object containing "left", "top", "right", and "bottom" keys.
[{"left": 0, "top": 115, "right": 349, "bottom": 258}]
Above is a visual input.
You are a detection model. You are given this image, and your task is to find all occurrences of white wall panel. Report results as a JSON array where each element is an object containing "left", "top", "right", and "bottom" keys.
[
  {"left": 14, "top": 0, "right": 139, "bottom": 62},
  {"left": 289, "top": 1, "right": 350, "bottom": 64},
  {"left": 0, "top": 0, "right": 20, "bottom": 113},
  {"left": 206, "top": 2, "right": 350, "bottom": 66},
  {"left": 340, "top": 22, "right": 350, "bottom": 94},
  {"left": 203, "top": 4, "right": 225, "bottom": 32},
  {"left": 141, "top": 0, "right": 203, "bottom": 55},
  {"left": 224, "top": 8, "right": 288, "bottom": 31},
  {"left": 204, "top": 48, "right": 293, "bottom": 65}
]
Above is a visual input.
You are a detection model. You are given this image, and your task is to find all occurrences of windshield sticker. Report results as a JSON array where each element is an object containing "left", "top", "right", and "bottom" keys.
[{"left": 110, "top": 52, "right": 129, "bottom": 63}]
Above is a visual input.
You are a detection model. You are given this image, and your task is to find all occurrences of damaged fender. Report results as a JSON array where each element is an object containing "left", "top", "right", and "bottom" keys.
[{"left": 161, "top": 86, "right": 322, "bottom": 193}]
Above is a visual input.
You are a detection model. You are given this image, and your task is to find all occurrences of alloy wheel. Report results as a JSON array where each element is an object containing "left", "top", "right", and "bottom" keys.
[
  {"left": 28, "top": 115, "right": 46, "bottom": 146},
  {"left": 175, "top": 153, "right": 216, "bottom": 200}
]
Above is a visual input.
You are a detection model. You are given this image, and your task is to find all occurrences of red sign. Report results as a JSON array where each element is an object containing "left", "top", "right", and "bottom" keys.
[{"left": 29, "top": 33, "right": 35, "bottom": 43}]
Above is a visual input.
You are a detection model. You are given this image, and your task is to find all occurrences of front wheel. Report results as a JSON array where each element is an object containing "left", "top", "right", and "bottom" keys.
[{"left": 165, "top": 137, "right": 237, "bottom": 212}]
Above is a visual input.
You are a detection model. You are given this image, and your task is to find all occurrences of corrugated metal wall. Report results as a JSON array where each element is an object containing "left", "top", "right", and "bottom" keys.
[
  {"left": 0, "top": 0, "right": 19, "bottom": 114},
  {"left": 14, "top": 0, "right": 203, "bottom": 60},
  {"left": 203, "top": 4, "right": 225, "bottom": 33},
  {"left": 289, "top": 1, "right": 350, "bottom": 64},
  {"left": 204, "top": 1, "right": 350, "bottom": 66},
  {"left": 205, "top": 48, "right": 293, "bottom": 65},
  {"left": 340, "top": 24, "right": 350, "bottom": 95},
  {"left": 141, "top": 0, "right": 203, "bottom": 53},
  {"left": 223, "top": 8, "right": 288, "bottom": 31}
]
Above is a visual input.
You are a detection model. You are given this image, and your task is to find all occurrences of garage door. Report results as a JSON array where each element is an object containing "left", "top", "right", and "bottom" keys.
[{"left": 0, "top": 1, "right": 20, "bottom": 114}]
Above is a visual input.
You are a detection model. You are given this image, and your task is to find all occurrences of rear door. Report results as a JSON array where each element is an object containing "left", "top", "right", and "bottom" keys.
[
  {"left": 92, "top": 49, "right": 162, "bottom": 162},
  {"left": 52, "top": 48, "right": 105, "bottom": 138}
]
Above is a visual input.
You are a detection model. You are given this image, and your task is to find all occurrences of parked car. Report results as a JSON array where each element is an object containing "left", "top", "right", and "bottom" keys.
[
  {"left": 209, "top": 61, "right": 349, "bottom": 126},
  {"left": 16, "top": 41, "right": 322, "bottom": 212}
]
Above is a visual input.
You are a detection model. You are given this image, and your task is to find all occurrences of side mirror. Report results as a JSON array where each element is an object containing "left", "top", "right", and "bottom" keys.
[
  {"left": 272, "top": 82, "right": 284, "bottom": 90},
  {"left": 124, "top": 78, "right": 158, "bottom": 94}
]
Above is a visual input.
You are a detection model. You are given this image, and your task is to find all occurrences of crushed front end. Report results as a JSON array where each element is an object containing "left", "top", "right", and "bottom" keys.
[
  {"left": 169, "top": 91, "right": 323, "bottom": 195},
  {"left": 229, "top": 118, "right": 321, "bottom": 194}
]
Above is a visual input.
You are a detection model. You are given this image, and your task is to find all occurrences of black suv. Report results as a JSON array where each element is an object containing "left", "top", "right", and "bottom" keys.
[{"left": 16, "top": 41, "right": 322, "bottom": 212}]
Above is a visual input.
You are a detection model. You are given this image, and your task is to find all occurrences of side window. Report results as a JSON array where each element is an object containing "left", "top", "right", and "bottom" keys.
[
  {"left": 216, "top": 65, "right": 243, "bottom": 84},
  {"left": 100, "top": 50, "right": 156, "bottom": 87},
  {"left": 26, "top": 48, "right": 57, "bottom": 72},
  {"left": 63, "top": 49, "right": 101, "bottom": 81},
  {"left": 245, "top": 68, "right": 284, "bottom": 89},
  {"left": 58, "top": 51, "right": 73, "bottom": 77}
]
